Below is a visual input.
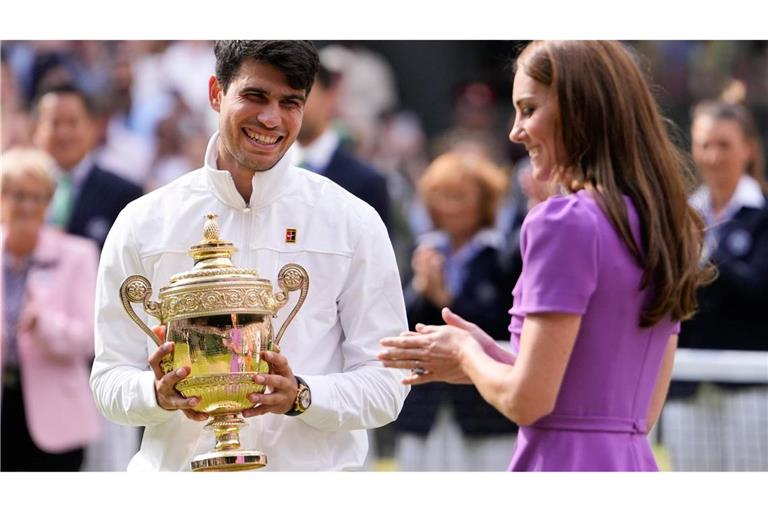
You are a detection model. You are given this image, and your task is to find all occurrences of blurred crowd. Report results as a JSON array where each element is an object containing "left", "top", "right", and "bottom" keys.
[{"left": 1, "top": 40, "right": 766, "bottom": 471}]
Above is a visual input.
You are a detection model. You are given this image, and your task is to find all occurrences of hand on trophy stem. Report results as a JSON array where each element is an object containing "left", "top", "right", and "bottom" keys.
[
  {"left": 243, "top": 351, "right": 299, "bottom": 417},
  {"left": 149, "top": 325, "right": 209, "bottom": 421}
]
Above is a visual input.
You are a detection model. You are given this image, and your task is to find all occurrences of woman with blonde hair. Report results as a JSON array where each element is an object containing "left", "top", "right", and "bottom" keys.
[
  {"left": 380, "top": 40, "right": 711, "bottom": 471},
  {"left": 1, "top": 147, "right": 101, "bottom": 470}
]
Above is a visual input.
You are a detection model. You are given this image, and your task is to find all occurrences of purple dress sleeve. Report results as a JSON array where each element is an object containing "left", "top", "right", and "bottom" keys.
[{"left": 517, "top": 195, "right": 600, "bottom": 315}]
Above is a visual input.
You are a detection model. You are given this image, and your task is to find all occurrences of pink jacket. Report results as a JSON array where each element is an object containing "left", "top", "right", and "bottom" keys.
[{"left": 1, "top": 227, "right": 101, "bottom": 452}]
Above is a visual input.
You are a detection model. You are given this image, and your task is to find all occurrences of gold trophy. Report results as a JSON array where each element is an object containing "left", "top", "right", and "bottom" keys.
[{"left": 119, "top": 213, "right": 308, "bottom": 471}]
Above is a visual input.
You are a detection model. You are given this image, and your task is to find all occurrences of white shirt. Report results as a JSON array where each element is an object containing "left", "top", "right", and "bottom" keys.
[
  {"left": 293, "top": 129, "right": 340, "bottom": 175},
  {"left": 90, "top": 132, "right": 409, "bottom": 471}
]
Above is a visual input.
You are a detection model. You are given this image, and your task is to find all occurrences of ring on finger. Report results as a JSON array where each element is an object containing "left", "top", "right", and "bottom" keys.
[{"left": 411, "top": 366, "right": 426, "bottom": 376}]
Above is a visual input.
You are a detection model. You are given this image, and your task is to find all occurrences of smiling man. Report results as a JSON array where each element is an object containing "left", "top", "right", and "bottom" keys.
[{"left": 89, "top": 41, "right": 409, "bottom": 471}]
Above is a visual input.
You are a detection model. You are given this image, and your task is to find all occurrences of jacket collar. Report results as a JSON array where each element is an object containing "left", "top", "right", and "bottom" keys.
[
  {"left": 53, "top": 152, "right": 94, "bottom": 189},
  {"left": 294, "top": 129, "right": 340, "bottom": 174},
  {"left": 690, "top": 174, "right": 766, "bottom": 224},
  {"left": 1, "top": 226, "right": 62, "bottom": 269},
  {"left": 417, "top": 228, "right": 503, "bottom": 254},
  {"left": 204, "top": 131, "right": 297, "bottom": 211}
]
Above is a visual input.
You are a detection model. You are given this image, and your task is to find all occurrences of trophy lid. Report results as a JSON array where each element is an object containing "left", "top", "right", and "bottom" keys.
[
  {"left": 158, "top": 213, "right": 277, "bottom": 321},
  {"left": 167, "top": 213, "right": 259, "bottom": 282},
  {"left": 188, "top": 212, "right": 239, "bottom": 269}
]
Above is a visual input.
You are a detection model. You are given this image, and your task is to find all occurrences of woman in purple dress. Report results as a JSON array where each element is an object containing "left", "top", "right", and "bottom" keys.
[{"left": 379, "top": 40, "right": 712, "bottom": 471}]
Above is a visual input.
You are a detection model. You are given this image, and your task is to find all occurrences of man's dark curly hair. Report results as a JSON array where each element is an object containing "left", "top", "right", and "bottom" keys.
[{"left": 214, "top": 40, "right": 319, "bottom": 96}]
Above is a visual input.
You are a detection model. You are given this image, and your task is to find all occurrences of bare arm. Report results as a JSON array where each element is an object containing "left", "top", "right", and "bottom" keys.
[
  {"left": 381, "top": 311, "right": 581, "bottom": 426},
  {"left": 646, "top": 335, "right": 677, "bottom": 431},
  {"left": 461, "top": 312, "right": 580, "bottom": 426}
]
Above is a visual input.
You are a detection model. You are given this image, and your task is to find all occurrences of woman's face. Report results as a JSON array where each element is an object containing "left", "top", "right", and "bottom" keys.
[
  {"left": 691, "top": 115, "right": 752, "bottom": 191},
  {"left": 509, "top": 70, "right": 562, "bottom": 183},
  {"left": 1, "top": 173, "right": 52, "bottom": 234},
  {"left": 431, "top": 178, "right": 483, "bottom": 242}
]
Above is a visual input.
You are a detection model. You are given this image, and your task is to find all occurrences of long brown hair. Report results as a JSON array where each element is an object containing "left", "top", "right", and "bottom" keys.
[{"left": 516, "top": 40, "right": 711, "bottom": 327}]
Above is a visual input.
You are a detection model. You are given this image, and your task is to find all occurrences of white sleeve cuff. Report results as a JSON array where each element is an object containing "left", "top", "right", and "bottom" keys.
[
  {"left": 295, "top": 374, "right": 339, "bottom": 431},
  {"left": 135, "top": 370, "right": 178, "bottom": 425}
]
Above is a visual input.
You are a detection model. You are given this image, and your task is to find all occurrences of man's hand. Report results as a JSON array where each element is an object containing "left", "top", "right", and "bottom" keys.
[
  {"left": 149, "top": 325, "right": 209, "bottom": 422},
  {"left": 242, "top": 351, "right": 299, "bottom": 417}
]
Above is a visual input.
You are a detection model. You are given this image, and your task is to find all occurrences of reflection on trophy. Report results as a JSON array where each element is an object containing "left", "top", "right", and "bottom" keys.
[{"left": 119, "top": 213, "right": 309, "bottom": 471}]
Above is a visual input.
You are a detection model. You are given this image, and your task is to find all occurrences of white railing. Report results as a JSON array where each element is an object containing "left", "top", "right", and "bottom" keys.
[{"left": 671, "top": 348, "right": 768, "bottom": 383}]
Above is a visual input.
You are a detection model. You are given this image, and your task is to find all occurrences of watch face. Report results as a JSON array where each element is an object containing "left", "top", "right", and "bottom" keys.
[{"left": 298, "top": 388, "right": 311, "bottom": 410}]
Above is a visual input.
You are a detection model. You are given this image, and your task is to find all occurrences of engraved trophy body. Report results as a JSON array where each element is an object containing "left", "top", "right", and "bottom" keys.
[{"left": 119, "top": 213, "right": 308, "bottom": 471}]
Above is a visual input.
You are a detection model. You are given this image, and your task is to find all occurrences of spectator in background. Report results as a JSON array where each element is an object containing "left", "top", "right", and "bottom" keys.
[
  {"left": 663, "top": 92, "right": 768, "bottom": 471},
  {"left": 295, "top": 62, "right": 391, "bottom": 230},
  {"left": 394, "top": 152, "right": 518, "bottom": 471},
  {"left": 1, "top": 147, "right": 101, "bottom": 471},
  {"left": 430, "top": 83, "right": 524, "bottom": 266},
  {"left": 32, "top": 83, "right": 144, "bottom": 249}
]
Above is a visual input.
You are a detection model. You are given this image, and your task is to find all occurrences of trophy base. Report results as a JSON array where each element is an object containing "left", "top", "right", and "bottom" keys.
[{"left": 190, "top": 450, "right": 267, "bottom": 472}]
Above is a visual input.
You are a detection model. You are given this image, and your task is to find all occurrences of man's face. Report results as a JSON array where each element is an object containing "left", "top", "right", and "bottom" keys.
[
  {"left": 33, "top": 92, "right": 97, "bottom": 170},
  {"left": 210, "top": 60, "right": 306, "bottom": 173}
]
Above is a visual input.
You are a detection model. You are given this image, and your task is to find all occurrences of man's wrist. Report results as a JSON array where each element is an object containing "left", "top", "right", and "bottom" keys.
[{"left": 284, "top": 375, "right": 311, "bottom": 416}]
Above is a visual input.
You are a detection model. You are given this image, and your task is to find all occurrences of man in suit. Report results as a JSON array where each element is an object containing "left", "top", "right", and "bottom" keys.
[
  {"left": 31, "top": 83, "right": 144, "bottom": 471},
  {"left": 32, "top": 83, "right": 144, "bottom": 250},
  {"left": 295, "top": 63, "right": 391, "bottom": 230}
]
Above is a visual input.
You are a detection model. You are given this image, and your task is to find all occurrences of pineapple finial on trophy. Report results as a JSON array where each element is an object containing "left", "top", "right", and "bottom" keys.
[
  {"left": 203, "top": 212, "right": 220, "bottom": 242},
  {"left": 188, "top": 213, "right": 237, "bottom": 269}
]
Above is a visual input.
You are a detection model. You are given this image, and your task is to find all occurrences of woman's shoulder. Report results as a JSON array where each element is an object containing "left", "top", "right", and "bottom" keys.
[
  {"left": 39, "top": 227, "right": 99, "bottom": 259},
  {"left": 523, "top": 191, "right": 601, "bottom": 237}
]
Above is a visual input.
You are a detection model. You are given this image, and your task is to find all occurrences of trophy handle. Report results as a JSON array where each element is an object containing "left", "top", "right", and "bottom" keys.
[
  {"left": 273, "top": 263, "right": 309, "bottom": 348},
  {"left": 119, "top": 274, "right": 164, "bottom": 348}
]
